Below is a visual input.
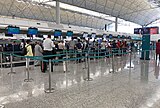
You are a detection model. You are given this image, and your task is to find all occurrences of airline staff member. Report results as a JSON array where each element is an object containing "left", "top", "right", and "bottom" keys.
[{"left": 42, "top": 35, "right": 55, "bottom": 72}]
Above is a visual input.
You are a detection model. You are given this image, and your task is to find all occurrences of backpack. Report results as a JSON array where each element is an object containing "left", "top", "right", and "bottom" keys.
[{"left": 21, "top": 45, "right": 30, "bottom": 56}]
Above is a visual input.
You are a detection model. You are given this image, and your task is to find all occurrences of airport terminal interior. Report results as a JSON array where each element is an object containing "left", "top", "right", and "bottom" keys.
[{"left": 1, "top": 0, "right": 160, "bottom": 108}]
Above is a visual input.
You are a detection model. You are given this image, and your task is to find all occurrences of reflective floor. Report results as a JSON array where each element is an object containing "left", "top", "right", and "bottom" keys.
[{"left": 0, "top": 53, "right": 160, "bottom": 108}]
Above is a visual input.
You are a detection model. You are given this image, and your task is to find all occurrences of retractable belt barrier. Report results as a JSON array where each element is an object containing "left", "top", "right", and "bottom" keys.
[
  {"left": 1, "top": 48, "right": 131, "bottom": 93},
  {"left": 1, "top": 48, "right": 131, "bottom": 64}
]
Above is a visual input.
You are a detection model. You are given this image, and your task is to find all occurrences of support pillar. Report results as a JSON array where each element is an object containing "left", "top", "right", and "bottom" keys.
[
  {"left": 115, "top": 17, "right": 118, "bottom": 32},
  {"left": 56, "top": 0, "right": 60, "bottom": 25}
]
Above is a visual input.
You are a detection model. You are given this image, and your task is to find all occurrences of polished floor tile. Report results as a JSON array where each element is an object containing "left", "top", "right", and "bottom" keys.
[{"left": 0, "top": 54, "right": 160, "bottom": 108}]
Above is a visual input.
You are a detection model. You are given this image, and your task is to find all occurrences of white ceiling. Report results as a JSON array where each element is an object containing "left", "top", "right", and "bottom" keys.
[
  {"left": 58, "top": 0, "right": 160, "bottom": 26},
  {"left": 0, "top": 0, "right": 113, "bottom": 29}
]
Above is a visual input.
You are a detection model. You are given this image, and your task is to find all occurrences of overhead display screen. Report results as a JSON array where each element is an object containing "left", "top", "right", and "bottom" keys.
[
  {"left": 28, "top": 28, "right": 38, "bottom": 35},
  {"left": 66, "top": 31, "right": 73, "bottom": 37},
  {"left": 8, "top": 26, "right": 20, "bottom": 34},
  {"left": 134, "top": 27, "right": 159, "bottom": 34},
  {"left": 54, "top": 30, "right": 62, "bottom": 37},
  {"left": 134, "top": 28, "right": 143, "bottom": 34},
  {"left": 150, "top": 27, "right": 159, "bottom": 34}
]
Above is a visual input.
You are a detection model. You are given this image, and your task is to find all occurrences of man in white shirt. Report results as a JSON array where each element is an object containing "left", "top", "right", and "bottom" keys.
[
  {"left": 43, "top": 35, "right": 54, "bottom": 51},
  {"left": 42, "top": 35, "right": 54, "bottom": 73}
]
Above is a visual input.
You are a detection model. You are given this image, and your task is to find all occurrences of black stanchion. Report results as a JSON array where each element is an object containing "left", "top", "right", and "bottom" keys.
[
  {"left": 8, "top": 53, "right": 16, "bottom": 74},
  {"left": 45, "top": 59, "right": 54, "bottom": 93},
  {"left": 127, "top": 51, "right": 133, "bottom": 68},
  {"left": 24, "top": 58, "right": 33, "bottom": 82}
]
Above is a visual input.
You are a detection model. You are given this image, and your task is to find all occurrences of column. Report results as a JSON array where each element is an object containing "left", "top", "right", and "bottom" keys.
[
  {"left": 115, "top": 17, "right": 118, "bottom": 32},
  {"left": 56, "top": 0, "right": 60, "bottom": 25}
]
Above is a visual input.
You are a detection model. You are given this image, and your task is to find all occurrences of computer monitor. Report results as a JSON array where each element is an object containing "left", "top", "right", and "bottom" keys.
[
  {"left": 28, "top": 28, "right": 38, "bottom": 35},
  {"left": 109, "top": 34, "right": 113, "bottom": 39},
  {"left": 8, "top": 26, "right": 20, "bottom": 34},
  {"left": 83, "top": 32, "right": 88, "bottom": 37},
  {"left": 66, "top": 31, "right": 73, "bottom": 37},
  {"left": 103, "top": 34, "right": 107, "bottom": 39},
  {"left": 117, "top": 35, "right": 121, "bottom": 39},
  {"left": 91, "top": 33, "right": 96, "bottom": 38},
  {"left": 54, "top": 30, "right": 62, "bottom": 37}
]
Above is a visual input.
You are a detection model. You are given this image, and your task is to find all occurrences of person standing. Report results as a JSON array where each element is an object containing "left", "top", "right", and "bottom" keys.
[
  {"left": 25, "top": 40, "right": 33, "bottom": 69},
  {"left": 156, "top": 39, "right": 160, "bottom": 61},
  {"left": 34, "top": 41, "right": 43, "bottom": 66},
  {"left": 75, "top": 39, "right": 82, "bottom": 63},
  {"left": 58, "top": 41, "right": 65, "bottom": 59},
  {"left": 42, "top": 35, "right": 55, "bottom": 72}
]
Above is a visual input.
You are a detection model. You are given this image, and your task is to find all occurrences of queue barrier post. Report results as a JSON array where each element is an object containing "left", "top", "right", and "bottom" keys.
[
  {"left": 127, "top": 51, "right": 133, "bottom": 68},
  {"left": 0, "top": 53, "right": 2, "bottom": 69},
  {"left": 109, "top": 52, "right": 115, "bottom": 73},
  {"left": 94, "top": 50, "right": 96, "bottom": 62},
  {"left": 83, "top": 52, "right": 87, "bottom": 69},
  {"left": 24, "top": 57, "right": 33, "bottom": 82},
  {"left": 8, "top": 53, "right": 16, "bottom": 74},
  {"left": 45, "top": 59, "right": 54, "bottom": 93},
  {"left": 122, "top": 49, "right": 124, "bottom": 56},
  {"left": 84, "top": 52, "right": 93, "bottom": 81},
  {"left": 104, "top": 49, "right": 107, "bottom": 62},
  {"left": 63, "top": 57, "right": 69, "bottom": 73},
  {"left": 144, "top": 50, "right": 146, "bottom": 61}
]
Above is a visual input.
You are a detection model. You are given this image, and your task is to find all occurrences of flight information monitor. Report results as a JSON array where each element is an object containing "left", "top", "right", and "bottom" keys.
[
  {"left": 8, "top": 26, "right": 20, "bottom": 34},
  {"left": 66, "top": 31, "right": 73, "bottom": 37},
  {"left": 28, "top": 28, "right": 38, "bottom": 35},
  {"left": 150, "top": 27, "right": 159, "bottom": 34},
  {"left": 134, "top": 27, "right": 159, "bottom": 34}
]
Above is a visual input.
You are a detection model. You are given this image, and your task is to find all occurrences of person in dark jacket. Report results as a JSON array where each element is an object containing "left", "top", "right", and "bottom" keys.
[{"left": 75, "top": 39, "right": 82, "bottom": 63}]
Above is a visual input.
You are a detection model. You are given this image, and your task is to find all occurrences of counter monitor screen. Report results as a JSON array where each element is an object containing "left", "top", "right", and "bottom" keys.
[
  {"left": 28, "top": 28, "right": 38, "bottom": 35},
  {"left": 91, "top": 33, "right": 96, "bottom": 38},
  {"left": 66, "top": 31, "right": 73, "bottom": 37},
  {"left": 109, "top": 34, "right": 113, "bottom": 39},
  {"left": 83, "top": 33, "right": 88, "bottom": 38},
  {"left": 122, "top": 35, "right": 125, "bottom": 39},
  {"left": 54, "top": 30, "right": 62, "bottom": 37},
  {"left": 8, "top": 26, "right": 20, "bottom": 34},
  {"left": 103, "top": 34, "right": 107, "bottom": 39},
  {"left": 117, "top": 35, "right": 121, "bottom": 39}
]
